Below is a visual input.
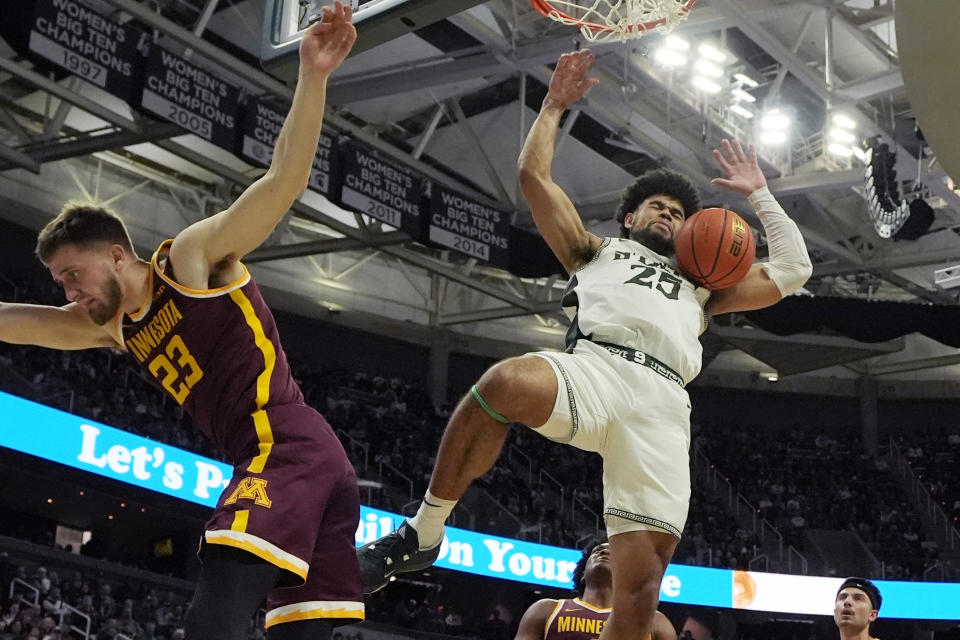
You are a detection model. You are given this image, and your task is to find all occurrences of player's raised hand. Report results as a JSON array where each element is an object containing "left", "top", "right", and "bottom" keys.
[
  {"left": 546, "top": 49, "right": 600, "bottom": 109},
  {"left": 299, "top": 1, "right": 357, "bottom": 79},
  {"left": 711, "top": 139, "right": 767, "bottom": 196}
]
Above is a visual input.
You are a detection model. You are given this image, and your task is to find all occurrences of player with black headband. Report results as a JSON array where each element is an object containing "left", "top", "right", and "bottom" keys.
[{"left": 834, "top": 577, "right": 882, "bottom": 640}]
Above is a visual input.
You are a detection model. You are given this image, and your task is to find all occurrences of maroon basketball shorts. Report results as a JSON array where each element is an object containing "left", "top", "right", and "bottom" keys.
[{"left": 202, "top": 404, "right": 364, "bottom": 627}]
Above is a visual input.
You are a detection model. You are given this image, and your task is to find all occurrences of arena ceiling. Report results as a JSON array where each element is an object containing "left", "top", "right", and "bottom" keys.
[{"left": 1, "top": 0, "right": 959, "bottom": 383}]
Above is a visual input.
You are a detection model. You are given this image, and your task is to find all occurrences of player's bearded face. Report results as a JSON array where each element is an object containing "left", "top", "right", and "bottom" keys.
[
  {"left": 88, "top": 271, "right": 123, "bottom": 325},
  {"left": 627, "top": 196, "right": 683, "bottom": 256},
  {"left": 630, "top": 226, "right": 675, "bottom": 256},
  {"left": 46, "top": 245, "right": 124, "bottom": 326}
]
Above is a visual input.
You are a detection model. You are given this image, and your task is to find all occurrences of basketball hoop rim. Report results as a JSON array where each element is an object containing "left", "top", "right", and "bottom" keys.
[{"left": 529, "top": 0, "right": 698, "bottom": 35}]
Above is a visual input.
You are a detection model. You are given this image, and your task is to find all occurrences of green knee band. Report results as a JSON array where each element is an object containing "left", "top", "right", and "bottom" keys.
[{"left": 471, "top": 384, "right": 510, "bottom": 424}]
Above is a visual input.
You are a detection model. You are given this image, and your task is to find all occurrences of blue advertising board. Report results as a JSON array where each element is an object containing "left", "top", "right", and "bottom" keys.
[{"left": 1, "top": 390, "right": 958, "bottom": 619}]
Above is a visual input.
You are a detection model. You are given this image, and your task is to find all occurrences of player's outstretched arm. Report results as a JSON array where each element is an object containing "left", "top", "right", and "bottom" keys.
[
  {"left": 707, "top": 139, "right": 812, "bottom": 315},
  {"left": 514, "top": 599, "right": 558, "bottom": 640},
  {"left": 169, "top": 1, "right": 356, "bottom": 287},
  {"left": 518, "top": 49, "right": 602, "bottom": 274},
  {"left": 0, "top": 302, "right": 118, "bottom": 350}
]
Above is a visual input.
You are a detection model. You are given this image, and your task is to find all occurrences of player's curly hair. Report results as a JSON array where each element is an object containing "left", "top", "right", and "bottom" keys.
[
  {"left": 572, "top": 541, "right": 604, "bottom": 596},
  {"left": 615, "top": 169, "right": 701, "bottom": 238}
]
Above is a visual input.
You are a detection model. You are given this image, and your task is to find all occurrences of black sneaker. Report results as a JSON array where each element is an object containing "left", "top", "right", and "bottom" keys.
[{"left": 357, "top": 520, "right": 442, "bottom": 593}]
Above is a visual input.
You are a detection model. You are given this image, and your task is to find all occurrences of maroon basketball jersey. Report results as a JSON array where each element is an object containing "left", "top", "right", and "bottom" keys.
[
  {"left": 120, "top": 240, "right": 305, "bottom": 464},
  {"left": 544, "top": 599, "right": 610, "bottom": 640}
]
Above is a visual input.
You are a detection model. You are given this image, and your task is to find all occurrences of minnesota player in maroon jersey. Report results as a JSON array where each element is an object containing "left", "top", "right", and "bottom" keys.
[
  {"left": 516, "top": 543, "right": 676, "bottom": 640},
  {"left": 0, "top": 3, "right": 357, "bottom": 639}
]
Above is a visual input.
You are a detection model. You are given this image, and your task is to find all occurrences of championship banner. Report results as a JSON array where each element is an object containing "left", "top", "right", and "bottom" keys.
[
  {"left": 239, "top": 96, "right": 338, "bottom": 198},
  {"left": 428, "top": 184, "right": 510, "bottom": 268},
  {"left": 1, "top": 389, "right": 959, "bottom": 619},
  {"left": 141, "top": 46, "right": 240, "bottom": 150},
  {"left": 338, "top": 138, "right": 426, "bottom": 238},
  {"left": 28, "top": 0, "right": 144, "bottom": 103}
]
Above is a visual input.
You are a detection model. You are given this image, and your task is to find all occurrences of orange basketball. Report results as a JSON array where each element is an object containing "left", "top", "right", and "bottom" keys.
[{"left": 674, "top": 207, "right": 755, "bottom": 290}]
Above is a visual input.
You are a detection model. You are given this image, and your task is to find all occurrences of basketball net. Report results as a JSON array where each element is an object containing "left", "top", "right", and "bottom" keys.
[{"left": 530, "top": 0, "right": 698, "bottom": 43}]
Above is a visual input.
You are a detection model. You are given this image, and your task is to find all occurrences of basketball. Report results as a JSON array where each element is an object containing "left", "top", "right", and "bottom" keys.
[{"left": 674, "top": 207, "right": 756, "bottom": 290}]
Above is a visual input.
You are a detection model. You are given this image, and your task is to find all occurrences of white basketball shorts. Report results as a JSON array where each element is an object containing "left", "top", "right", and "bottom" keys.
[{"left": 531, "top": 340, "right": 692, "bottom": 538}]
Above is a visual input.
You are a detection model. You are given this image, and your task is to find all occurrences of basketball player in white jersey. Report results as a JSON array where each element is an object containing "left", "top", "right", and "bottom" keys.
[{"left": 358, "top": 49, "right": 812, "bottom": 640}]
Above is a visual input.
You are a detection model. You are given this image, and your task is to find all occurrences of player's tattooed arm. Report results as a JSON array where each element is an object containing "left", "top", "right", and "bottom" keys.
[{"left": 519, "top": 50, "right": 603, "bottom": 274}]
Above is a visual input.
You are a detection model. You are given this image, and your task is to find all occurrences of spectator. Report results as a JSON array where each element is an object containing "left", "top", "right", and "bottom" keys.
[{"left": 0, "top": 604, "right": 20, "bottom": 634}]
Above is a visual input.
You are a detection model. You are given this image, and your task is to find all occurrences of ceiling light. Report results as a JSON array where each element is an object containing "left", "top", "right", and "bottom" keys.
[
  {"left": 761, "top": 110, "right": 790, "bottom": 130},
  {"left": 604, "top": 136, "right": 646, "bottom": 152},
  {"left": 731, "top": 88, "right": 756, "bottom": 103},
  {"left": 832, "top": 113, "right": 857, "bottom": 130},
  {"left": 691, "top": 76, "right": 722, "bottom": 94},
  {"left": 734, "top": 73, "right": 759, "bottom": 87},
  {"left": 729, "top": 104, "right": 754, "bottom": 119},
  {"left": 830, "top": 129, "right": 856, "bottom": 144},
  {"left": 320, "top": 300, "right": 344, "bottom": 313},
  {"left": 760, "top": 130, "right": 788, "bottom": 144},
  {"left": 828, "top": 143, "right": 855, "bottom": 157},
  {"left": 665, "top": 35, "right": 690, "bottom": 50},
  {"left": 314, "top": 277, "right": 354, "bottom": 292},
  {"left": 654, "top": 47, "right": 687, "bottom": 67},
  {"left": 695, "top": 59, "right": 724, "bottom": 77},
  {"left": 697, "top": 43, "right": 727, "bottom": 63}
]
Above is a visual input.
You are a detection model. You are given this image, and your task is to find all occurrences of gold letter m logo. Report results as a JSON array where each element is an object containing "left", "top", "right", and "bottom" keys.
[{"left": 224, "top": 477, "right": 272, "bottom": 508}]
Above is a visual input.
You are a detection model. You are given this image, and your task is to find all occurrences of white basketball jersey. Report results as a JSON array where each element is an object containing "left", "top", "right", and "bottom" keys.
[{"left": 562, "top": 237, "right": 710, "bottom": 384}]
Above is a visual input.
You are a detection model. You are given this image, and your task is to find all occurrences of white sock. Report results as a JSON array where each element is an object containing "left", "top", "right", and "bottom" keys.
[{"left": 409, "top": 490, "right": 456, "bottom": 549}]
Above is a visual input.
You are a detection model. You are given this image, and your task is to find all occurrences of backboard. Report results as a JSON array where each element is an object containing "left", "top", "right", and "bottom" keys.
[{"left": 260, "top": 0, "right": 487, "bottom": 82}]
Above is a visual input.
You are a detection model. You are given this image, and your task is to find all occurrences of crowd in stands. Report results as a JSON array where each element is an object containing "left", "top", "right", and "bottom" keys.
[
  {"left": 0, "top": 545, "right": 523, "bottom": 640},
  {"left": 0, "top": 550, "right": 193, "bottom": 640},
  {"left": 696, "top": 423, "right": 945, "bottom": 580},
  {"left": 673, "top": 487, "right": 761, "bottom": 572},
  {"left": 364, "top": 587, "right": 514, "bottom": 640},
  {"left": 898, "top": 432, "right": 960, "bottom": 528}
]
